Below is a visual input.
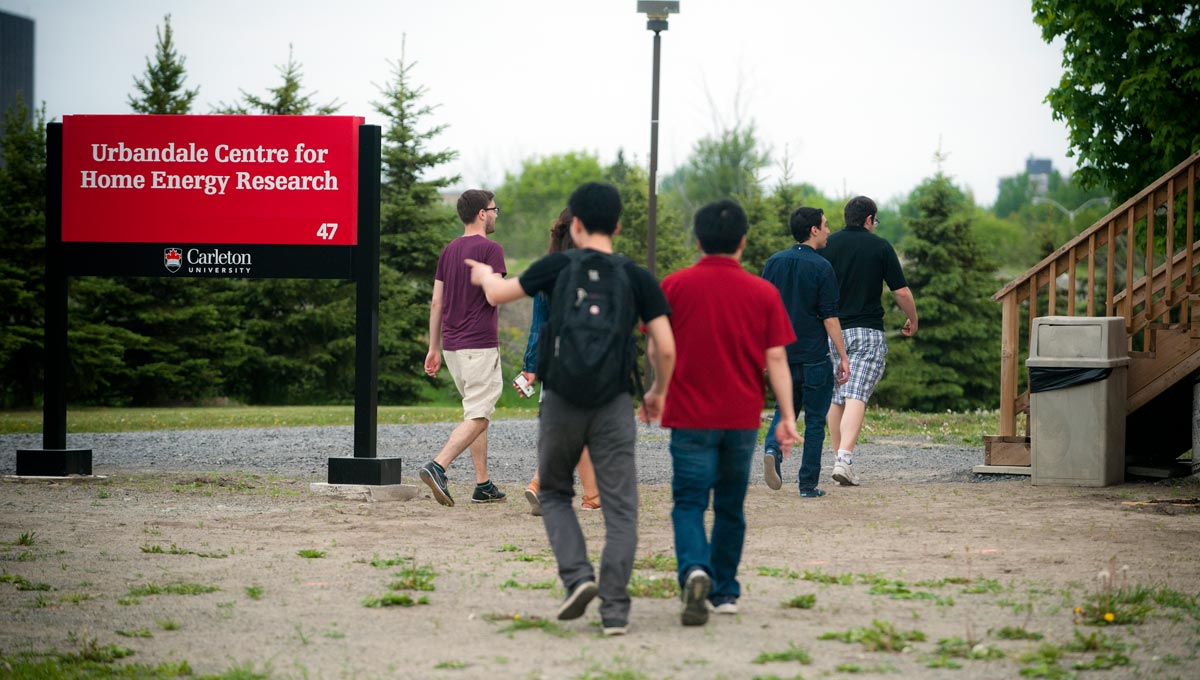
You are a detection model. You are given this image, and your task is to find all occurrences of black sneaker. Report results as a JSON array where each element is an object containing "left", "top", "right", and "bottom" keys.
[
  {"left": 418, "top": 461, "right": 454, "bottom": 507},
  {"left": 799, "top": 488, "right": 826, "bottom": 498},
  {"left": 471, "top": 482, "right": 507, "bottom": 503},
  {"left": 763, "top": 448, "right": 782, "bottom": 490},
  {"left": 681, "top": 569, "right": 711, "bottom": 626},
  {"left": 557, "top": 580, "right": 598, "bottom": 620}
]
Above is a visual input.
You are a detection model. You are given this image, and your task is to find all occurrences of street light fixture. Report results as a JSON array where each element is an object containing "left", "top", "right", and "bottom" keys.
[{"left": 637, "top": 1, "right": 679, "bottom": 277}]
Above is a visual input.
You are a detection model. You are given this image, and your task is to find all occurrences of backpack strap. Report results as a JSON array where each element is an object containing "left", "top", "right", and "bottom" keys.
[{"left": 609, "top": 254, "right": 647, "bottom": 404}]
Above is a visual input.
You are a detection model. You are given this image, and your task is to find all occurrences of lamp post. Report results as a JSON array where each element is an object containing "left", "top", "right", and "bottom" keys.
[
  {"left": 1031, "top": 195, "right": 1111, "bottom": 222},
  {"left": 637, "top": 1, "right": 678, "bottom": 277}
]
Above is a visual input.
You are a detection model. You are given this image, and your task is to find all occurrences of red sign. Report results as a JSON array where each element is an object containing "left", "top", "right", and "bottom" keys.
[{"left": 62, "top": 115, "right": 362, "bottom": 245}]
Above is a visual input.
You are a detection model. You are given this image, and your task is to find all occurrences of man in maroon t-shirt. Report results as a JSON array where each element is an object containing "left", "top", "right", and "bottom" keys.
[
  {"left": 657, "top": 199, "right": 799, "bottom": 626},
  {"left": 418, "top": 189, "right": 508, "bottom": 507}
]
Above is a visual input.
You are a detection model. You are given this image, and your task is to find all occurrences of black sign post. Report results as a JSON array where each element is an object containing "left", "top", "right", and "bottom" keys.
[
  {"left": 327, "top": 125, "right": 402, "bottom": 485},
  {"left": 16, "top": 123, "right": 92, "bottom": 475},
  {"left": 17, "top": 122, "right": 401, "bottom": 485}
]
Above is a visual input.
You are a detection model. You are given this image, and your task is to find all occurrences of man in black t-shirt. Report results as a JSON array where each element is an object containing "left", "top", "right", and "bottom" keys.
[
  {"left": 820, "top": 196, "right": 918, "bottom": 487},
  {"left": 466, "top": 182, "right": 676, "bottom": 636}
]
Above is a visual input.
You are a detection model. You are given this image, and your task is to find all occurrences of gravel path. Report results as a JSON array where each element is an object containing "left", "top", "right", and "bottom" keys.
[{"left": 1, "top": 418, "right": 1005, "bottom": 486}]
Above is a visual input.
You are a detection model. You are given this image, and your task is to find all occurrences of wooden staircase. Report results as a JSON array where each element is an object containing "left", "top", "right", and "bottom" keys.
[{"left": 985, "top": 150, "right": 1200, "bottom": 470}]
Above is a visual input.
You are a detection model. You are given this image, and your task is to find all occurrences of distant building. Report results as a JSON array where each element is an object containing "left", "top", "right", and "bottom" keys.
[
  {"left": 0, "top": 10, "right": 35, "bottom": 121},
  {"left": 438, "top": 190, "right": 461, "bottom": 208},
  {"left": 1026, "top": 156, "right": 1053, "bottom": 196}
]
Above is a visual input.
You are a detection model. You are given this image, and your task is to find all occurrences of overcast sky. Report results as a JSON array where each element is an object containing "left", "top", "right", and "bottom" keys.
[{"left": 2, "top": 0, "right": 1074, "bottom": 207}]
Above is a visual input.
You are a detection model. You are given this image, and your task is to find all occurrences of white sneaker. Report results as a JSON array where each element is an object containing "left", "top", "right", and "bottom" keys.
[
  {"left": 713, "top": 601, "right": 739, "bottom": 615},
  {"left": 831, "top": 460, "right": 859, "bottom": 486}
]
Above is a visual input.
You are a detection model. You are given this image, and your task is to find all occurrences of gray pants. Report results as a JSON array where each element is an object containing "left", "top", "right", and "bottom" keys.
[{"left": 538, "top": 389, "right": 638, "bottom": 624}]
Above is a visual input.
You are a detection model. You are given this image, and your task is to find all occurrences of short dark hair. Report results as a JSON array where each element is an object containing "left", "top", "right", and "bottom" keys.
[
  {"left": 844, "top": 195, "right": 877, "bottom": 228},
  {"left": 693, "top": 199, "right": 748, "bottom": 255},
  {"left": 790, "top": 207, "right": 824, "bottom": 243},
  {"left": 567, "top": 182, "right": 622, "bottom": 235},
  {"left": 457, "top": 189, "right": 495, "bottom": 224}
]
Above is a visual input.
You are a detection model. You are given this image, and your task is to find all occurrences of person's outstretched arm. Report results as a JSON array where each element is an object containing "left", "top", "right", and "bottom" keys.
[
  {"left": 823, "top": 317, "right": 851, "bottom": 384},
  {"left": 892, "top": 287, "right": 918, "bottom": 336},
  {"left": 465, "top": 258, "right": 527, "bottom": 305},
  {"left": 765, "top": 346, "right": 800, "bottom": 455},
  {"left": 424, "top": 279, "right": 444, "bottom": 377},
  {"left": 639, "top": 316, "right": 675, "bottom": 423}
]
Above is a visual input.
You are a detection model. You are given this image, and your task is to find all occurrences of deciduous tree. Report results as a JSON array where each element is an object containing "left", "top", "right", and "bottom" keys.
[{"left": 1033, "top": 0, "right": 1200, "bottom": 200}]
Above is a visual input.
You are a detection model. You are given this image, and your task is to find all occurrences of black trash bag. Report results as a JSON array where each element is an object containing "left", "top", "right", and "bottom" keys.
[{"left": 1029, "top": 366, "right": 1112, "bottom": 394}]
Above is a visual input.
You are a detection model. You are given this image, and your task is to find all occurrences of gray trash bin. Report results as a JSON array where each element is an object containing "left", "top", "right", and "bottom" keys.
[{"left": 1027, "top": 316, "right": 1128, "bottom": 487}]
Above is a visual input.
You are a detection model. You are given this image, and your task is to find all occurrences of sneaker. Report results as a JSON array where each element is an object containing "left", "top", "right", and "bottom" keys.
[
  {"left": 557, "top": 580, "right": 598, "bottom": 620},
  {"left": 602, "top": 619, "right": 628, "bottom": 636},
  {"left": 418, "top": 462, "right": 454, "bottom": 506},
  {"left": 799, "top": 488, "right": 826, "bottom": 498},
  {"left": 712, "top": 600, "right": 739, "bottom": 615},
  {"left": 524, "top": 486, "right": 542, "bottom": 516},
  {"left": 471, "top": 481, "right": 507, "bottom": 503},
  {"left": 763, "top": 449, "right": 782, "bottom": 490},
  {"left": 681, "top": 569, "right": 712, "bottom": 626},
  {"left": 831, "top": 460, "right": 859, "bottom": 486}
]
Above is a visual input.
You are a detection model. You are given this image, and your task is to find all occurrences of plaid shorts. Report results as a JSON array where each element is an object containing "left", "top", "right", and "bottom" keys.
[{"left": 829, "top": 327, "right": 888, "bottom": 405}]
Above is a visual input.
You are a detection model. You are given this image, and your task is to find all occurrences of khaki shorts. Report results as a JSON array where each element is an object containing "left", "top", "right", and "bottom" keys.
[{"left": 443, "top": 348, "right": 503, "bottom": 420}]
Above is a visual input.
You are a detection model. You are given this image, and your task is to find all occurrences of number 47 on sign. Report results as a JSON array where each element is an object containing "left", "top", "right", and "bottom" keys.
[{"left": 317, "top": 223, "right": 339, "bottom": 240}]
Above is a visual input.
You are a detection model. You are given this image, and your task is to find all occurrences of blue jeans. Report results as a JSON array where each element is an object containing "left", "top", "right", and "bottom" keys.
[
  {"left": 670, "top": 428, "right": 757, "bottom": 603},
  {"left": 764, "top": 358, "right": 834, "bottom": 492}
]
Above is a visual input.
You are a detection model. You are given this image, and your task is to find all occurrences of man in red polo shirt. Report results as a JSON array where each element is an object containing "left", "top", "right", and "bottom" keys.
[{"left": 655, "top": 199, "right": 799, "bottom": 626}]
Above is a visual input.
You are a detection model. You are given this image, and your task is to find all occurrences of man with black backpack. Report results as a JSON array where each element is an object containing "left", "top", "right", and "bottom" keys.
[{"left": 465, "top": 181, "right": 675, "bottom": 637}]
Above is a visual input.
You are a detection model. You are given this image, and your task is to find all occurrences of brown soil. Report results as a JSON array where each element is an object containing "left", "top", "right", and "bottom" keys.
[{"left": 1, "top": 471, "right": 1198, "bottom": 679}]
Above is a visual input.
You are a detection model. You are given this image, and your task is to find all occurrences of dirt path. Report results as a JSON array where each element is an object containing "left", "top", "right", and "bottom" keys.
[{"left": 1, "top": 470, "right": 1198, "bottom": 679}]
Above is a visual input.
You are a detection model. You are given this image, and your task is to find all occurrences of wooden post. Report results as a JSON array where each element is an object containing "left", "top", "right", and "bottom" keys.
[
  {"left": 1068, "top": 248, "right": 1078, "bottom": 315},
  {"left": 1146, "top": 196, "right": 1155, "bottom": 323},
  {"left": 1167, "top": 179, "right": 1176, "bottom": 311},
  {"left": 1106, "top": 220, "right": 1115, "bottom": 316},
  {"left": 1126, "top": 210, "right": 1136, "bottom": 331},
  {"left": 1048, "top": 259, "right": 1057, "bottom": 315},
  {"left": 1000, "top": 294, "right": 1019, "bottom": 437},
  {"left": 1087, "top": 234, "right": 1096, "bottom": 316}
]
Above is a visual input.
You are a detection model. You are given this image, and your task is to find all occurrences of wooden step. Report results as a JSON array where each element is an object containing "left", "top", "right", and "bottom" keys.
[
  {"left": 1127, "top": 325, "right": 1200, "bottom": 412},
  {"left": 983, "top": 436, "right": 1030, "bottom": 466}
]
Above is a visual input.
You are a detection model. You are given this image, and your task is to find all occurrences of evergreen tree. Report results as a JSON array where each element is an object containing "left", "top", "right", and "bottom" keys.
[
  {"left": 874, "top": 171, "right": 1000, "bottom": 411},
  {"left": 127, "top": 14, "right": 198, "bottom": 114},
  {"left": 215, "top": 48, "right": 351, "bottom": 403},
  {"left": 215, "top": 46, "right": 340, "bottom": 115},
  {"left": 373, "top": 53, "right": 461, "bottom": 403},
  {"left": 608, "top": 150, "right": 693, "bottom": 277},
  {"left": 0, "top": 98, "right": 46, "bottom": 407},
  {"left": 70, "top": 13, "right": 248, "bottom": 405}
]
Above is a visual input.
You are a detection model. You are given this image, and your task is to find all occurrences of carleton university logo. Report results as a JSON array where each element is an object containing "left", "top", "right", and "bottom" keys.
[{"left": 164, "top": 248, "right": 182, "bottom": 273}]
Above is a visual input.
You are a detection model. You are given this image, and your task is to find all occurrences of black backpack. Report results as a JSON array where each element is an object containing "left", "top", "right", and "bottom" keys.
[{"left": 538, "top": 249, "right": 641, "bottom": 407}]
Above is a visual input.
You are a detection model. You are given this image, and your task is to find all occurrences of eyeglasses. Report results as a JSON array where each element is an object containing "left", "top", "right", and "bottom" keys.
[
  {"left": 484, "top": 206, "right": 501, "bottom": 215},
  {"left": 872, "top": 215, "right": 881, "bottom": 226}
]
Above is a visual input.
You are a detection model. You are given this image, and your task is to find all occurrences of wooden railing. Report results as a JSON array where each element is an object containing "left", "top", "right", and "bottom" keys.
[{"left": 992, "top": 150, "right": 1200, "bottom": 437}]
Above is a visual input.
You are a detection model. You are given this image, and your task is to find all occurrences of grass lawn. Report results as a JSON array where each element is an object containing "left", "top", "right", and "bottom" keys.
[
  {"left": 0, "top": 404, "right": 538, "bottom": 435},
  {"left": 0, "top": 404, "right": 1003, "bottom": 444}
]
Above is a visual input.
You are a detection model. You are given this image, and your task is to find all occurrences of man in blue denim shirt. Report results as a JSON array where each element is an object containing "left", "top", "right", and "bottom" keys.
[{"left": 761, "top": 207, "right": 850, "bottom": 498}]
